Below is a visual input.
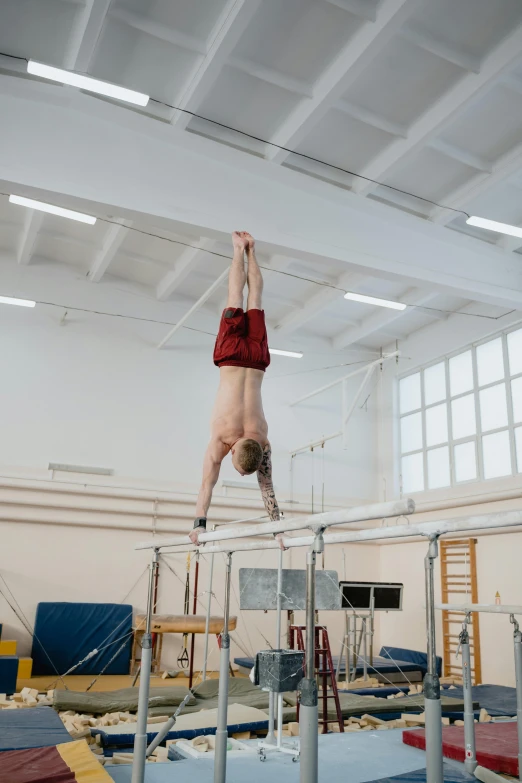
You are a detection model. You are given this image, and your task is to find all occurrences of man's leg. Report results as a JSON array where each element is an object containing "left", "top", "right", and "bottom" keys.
[
  {"left": 245, "top": 234, "right": 263, "bottom": 311},
  {"left": 228, "top": 232, "right": 247, "bottom": 308}
]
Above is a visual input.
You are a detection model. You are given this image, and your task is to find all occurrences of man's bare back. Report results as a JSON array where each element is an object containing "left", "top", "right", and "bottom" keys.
[{"left": 190, "top": 232, "right": 282, "bottom": 547}]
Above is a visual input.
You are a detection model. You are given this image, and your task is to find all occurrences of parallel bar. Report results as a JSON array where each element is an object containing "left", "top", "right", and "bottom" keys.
[
  {"left": 424, "top": 536, "right": 443, "bottom": 783},
  {"left": 131, "top": 549, "right": 159, "bottom": 783},
  {"left": 135, "top": 498, "right": 415, "bottom": 550},
  {"left": 142, "top": 508, "right": 522, "bottom": 556},
  {"left": 438, "top": 603, "right": 522, "bottom": 614},
  {"left": 214, "top": 552, "right": 232, "bottom": 783},
  {"left": 290, "top": 352, "right": 399, "bottom": 406},
  {"left": 290, "top": 430, "right": 342, "bottom": 456}
]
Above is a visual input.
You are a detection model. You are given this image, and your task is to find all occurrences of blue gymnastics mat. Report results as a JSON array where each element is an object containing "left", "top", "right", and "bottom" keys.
[
  {"left": 441, "top": 684, "right": 517, "bottom": 717},
  {"left": 31, "top": 602, "right": 133, "bottom": 675},
  {"left": 0, "top": 706, "right": 72, "bottom": 752},
  {"left": 106, "top": 730, "right": 470, "bottom": 783}
]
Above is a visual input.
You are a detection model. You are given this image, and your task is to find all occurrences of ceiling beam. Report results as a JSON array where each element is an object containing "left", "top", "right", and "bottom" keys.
[
  {"left": 353, "top": 26, "right": 522, "bottom": 196},
  {"left": 274, "top": 272, "right": 367, "bottom": 334},
  {"left": 266, "top": 0, "right": 420, "bottom": 164},
  {"left": 63, "top": 0, "right": 112, "bottom": 71},
  {"left": 323, "top": 0, "right": 378, "bottom": 23},
  {"left": 170, "top": 0, "right": 263, "bottom": 129},
  {"left": 429, "top": 138, "right": 492, "bottom": 173},
  {"left": 335, "top": 99, "right": 407, "bottom": 137},
  {"left": 400, "top": 27, "right": 481, "bottom": 73},
  {"left": 88, "top": 221, "right": 129, "bottom": 282},
  {"left": 111, "top": 7, "right": 205, "bottom": 55},
  {"left": 17, "top": 210, "right": 44, "bottom": 265},
  {"left": 156, "top": 240, "right": 215, "bottom": 301},
  {"left": 229, "top": 56, "right": 313, "bottom": 97},
  {"left": 333, "top": 289, "right": 438, "bottom": 349},
  {"left": 5, "top": 74, "right": 522, "bottom": 309},
  {"left": 430, "top": 140, "right": 522, "bottom": 225}
]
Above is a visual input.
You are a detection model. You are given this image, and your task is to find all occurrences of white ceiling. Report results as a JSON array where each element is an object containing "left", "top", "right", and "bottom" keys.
[{"left": 0, "top": 0, "right": 521, "bottom": 353}]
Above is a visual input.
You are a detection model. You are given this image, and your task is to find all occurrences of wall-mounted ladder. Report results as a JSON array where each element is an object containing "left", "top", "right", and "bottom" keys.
[{"left": 440, "top": 538, "right": 482, "bottom": 684}]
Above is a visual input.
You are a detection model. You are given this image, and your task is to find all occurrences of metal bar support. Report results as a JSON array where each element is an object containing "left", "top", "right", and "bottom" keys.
[
  {"left": 424, "top": 535, "right": 443, "bottom": 783},
  {"left": 214, "top": 552, "right": 233, "bottom": 783},
  {"left": 299, "top": 527, "right": 324, "bottom": 783},
  {"left": 458, "top": 613, "right": 477, "bottom": 773},
  {"left": 511, "top": 613, "right": 522, "bottom": 782},
  {"left": 202, "top": 551, "right": 215, "bottom": 681},
  {"left": 131, "top": 548, "right": 159, "bottom": 783}
]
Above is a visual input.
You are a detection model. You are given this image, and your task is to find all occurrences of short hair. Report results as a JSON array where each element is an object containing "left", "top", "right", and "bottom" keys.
[{"left": 237, "top": 439, "right": 263, "bottom": 474}]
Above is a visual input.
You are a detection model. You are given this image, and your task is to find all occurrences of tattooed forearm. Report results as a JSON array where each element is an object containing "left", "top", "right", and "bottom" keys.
[{"left": 257, "top": 445, "right": 280, "bottom": 521}]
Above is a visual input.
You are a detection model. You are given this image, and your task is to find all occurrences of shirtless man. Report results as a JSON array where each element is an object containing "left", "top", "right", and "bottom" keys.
[{"left": 189, "top": 231, "right": 283, "bottom": 547}]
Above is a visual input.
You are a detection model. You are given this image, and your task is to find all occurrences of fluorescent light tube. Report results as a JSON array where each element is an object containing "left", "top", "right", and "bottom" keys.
[
  {"left": 466, "top": 215, "right": 522, "bottom": 239},
  {"left": 27, "top": 60, "right": 149, "bottom": 107},
  {"left": 344, "top": 291, "right": 407, "bottom": 311},
  {"left": 269, "top": 348, "right": 304, "bottom": 358},
  {"left": 9, "top": 195, "right": 96, "bottom": 225},
  {"left": 0, "top": 296, "right": 36, "bottom": 308}
]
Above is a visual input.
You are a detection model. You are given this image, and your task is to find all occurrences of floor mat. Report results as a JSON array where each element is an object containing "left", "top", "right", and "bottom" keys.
[{"left": 403, "top": 722, "right": 519, "bottom": 776}]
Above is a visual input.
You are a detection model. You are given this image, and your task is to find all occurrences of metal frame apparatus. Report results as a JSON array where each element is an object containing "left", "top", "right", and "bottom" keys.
[
  {"left": 289, "top": 351, "right": 399, "bottom": 455},
  {"left": 131, "top": 503, "right": 522, "bottom": 783},
  {"left": 437, "top": 602, "right": 522, "bottom": 782}
]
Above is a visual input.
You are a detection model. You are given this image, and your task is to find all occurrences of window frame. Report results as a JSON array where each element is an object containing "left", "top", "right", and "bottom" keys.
[{"left": 398, "top": 324, "right": 522, "bottom": 495}]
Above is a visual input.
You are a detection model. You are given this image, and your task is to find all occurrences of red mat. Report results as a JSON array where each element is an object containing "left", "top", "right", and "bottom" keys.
[{"left": 403, "top": 722, "right": 518, "bottom": 776}]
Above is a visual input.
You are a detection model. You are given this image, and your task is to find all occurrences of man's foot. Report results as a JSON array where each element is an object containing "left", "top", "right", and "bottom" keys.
[
  {"left": 242, "top": 232, "right": 255, "bottom": 252},
  {"left": 232, "top": 231, "right": 248, "bottom": 252}
]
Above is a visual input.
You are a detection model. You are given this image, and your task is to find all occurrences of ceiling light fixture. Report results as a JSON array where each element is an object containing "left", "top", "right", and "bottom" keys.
[
  {"left": 466, "top": 215, "right": 522, "bottom": 239},
  {"left": 27, "top": 60, "right": 150, "bottom": 107},
  {"left": 9, "top": 195, "right": 97, "bottom": 225},
  {"left": 269, "top": 348, "right": 304, "bottom": 358},
  {"left": 0, "top": 295, "right": 36, "bottom": 308},
  {"left": 344, "top": 291, "right": 407, "bottom": 311}
]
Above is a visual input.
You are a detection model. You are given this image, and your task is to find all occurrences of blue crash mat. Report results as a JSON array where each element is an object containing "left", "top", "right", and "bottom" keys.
[
  {"left": 441, "top": 684, "right": 517, "bottom": 717},
  {"left": 235, "top": 655, "right": 423, "bottom": 675},
  {"left": 0, "top": 706, "right": 72, "bottom": 751},
  {"left": 31, "top": 602, "right": 132, "bottom": 675}
]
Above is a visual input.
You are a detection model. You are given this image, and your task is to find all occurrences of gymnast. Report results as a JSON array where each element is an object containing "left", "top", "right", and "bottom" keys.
[{"left": 190, "top": 232, "right": 284, "bottom": 549}]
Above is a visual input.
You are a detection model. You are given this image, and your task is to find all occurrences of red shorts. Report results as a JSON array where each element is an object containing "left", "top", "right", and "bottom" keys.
[{"left": 213, "top": 308, "right": 270, "bottom": 372}]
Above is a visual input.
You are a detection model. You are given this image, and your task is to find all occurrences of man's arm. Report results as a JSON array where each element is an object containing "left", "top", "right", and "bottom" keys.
[
  {"left": 190, "top": 442, "right": 224, "bottom": 544},
  {"left": 257, "top": 444, "right": 286, "bottom": 550}
]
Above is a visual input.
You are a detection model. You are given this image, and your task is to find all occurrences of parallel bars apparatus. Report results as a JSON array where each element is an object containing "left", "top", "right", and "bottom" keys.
[{"left": 131, "top": 504, "right": 522, "bottom": 783}]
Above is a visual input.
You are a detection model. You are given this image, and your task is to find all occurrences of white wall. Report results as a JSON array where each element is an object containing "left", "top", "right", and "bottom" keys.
[{"left": 0, "top": 274, "right": 380, "bottom": 674}]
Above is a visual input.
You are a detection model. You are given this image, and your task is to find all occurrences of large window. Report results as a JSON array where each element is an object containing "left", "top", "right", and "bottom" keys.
[{"left": 399, "top": 326, "right": 522, "bottom": 494}]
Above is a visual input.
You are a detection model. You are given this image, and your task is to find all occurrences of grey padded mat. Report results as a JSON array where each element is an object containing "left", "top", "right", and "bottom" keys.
[
  {"left": 239, "top": 568, "right": 341, "bottom": 610},
  {"left": 54, "top": 686, "right": 196, "bottom": 714}
]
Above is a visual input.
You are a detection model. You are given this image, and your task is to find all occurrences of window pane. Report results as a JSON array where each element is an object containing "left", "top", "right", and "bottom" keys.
[
  {"left": 402, "top": 452, "right": 424, "bottom": 493},
  {"left": 511, "top": 376, "right": 522, "bottom": 423},
  {"left": 425, "top": 403, "right": 448, "bottom": 447},
  {"left": 508, "top": 328, "right": 522, "bottom": 376},
  {"left": 451, "top": 393, "right": 476, "bottom": 440},
  {"left": 515, "top": 427, "right": 522, "bottom": 473},
  {"left": 476, "top": 338, "right": 505, "bottom": 387},
  {"left": 400, "top": 373, "right": 421, "bottom": 414},
  {"left": 424, "top": 362, "right": 446, "bottom": 405},
  {"left": 427, "top": 446, "right": 450, "bottom": 489},
  {"left": 400, "top": 412, "right": 423, "bottom": 453},
  {"left": 482, "top": 430, "right": 511, "bottom": 479},
  {"left": 479, "top": 383, "right": 508, "bottom": 432},
  {"left": 454, "top": 441, "right": 477, "bottom": 482},
  {"left": 449, "top": 351, "right": 473, "bottom": 397}
]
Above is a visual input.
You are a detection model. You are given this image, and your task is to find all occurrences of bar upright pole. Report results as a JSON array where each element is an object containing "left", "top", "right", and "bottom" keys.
[
  {"left": 300, "top": 528, "right": 323, "bottom": 783},
  {"left": 214, "top": 552, "right": 233, "bottom": 783},
  {"left": 459, "top": 614, "right": 477, "bottom": 773},
  {"left": 424, "top": 535, "right": 443, "bottom": 783},
  {"left": 202, "top": 552, "right": 215, "bottom": 681},
  {"left": 131, "top": 548, "right": 159, "bottom": 783},
  {"left": 276, "top": 548, "right": 284, "bottom": 745},
  {"left": 511, "top": 614, "right": 522, "bottom": 782}
]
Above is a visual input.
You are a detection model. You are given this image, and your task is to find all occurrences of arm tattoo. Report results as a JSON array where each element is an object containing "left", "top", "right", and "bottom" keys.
[{"left": 257, "top": 445, "right": 280, "bottom": 521}]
